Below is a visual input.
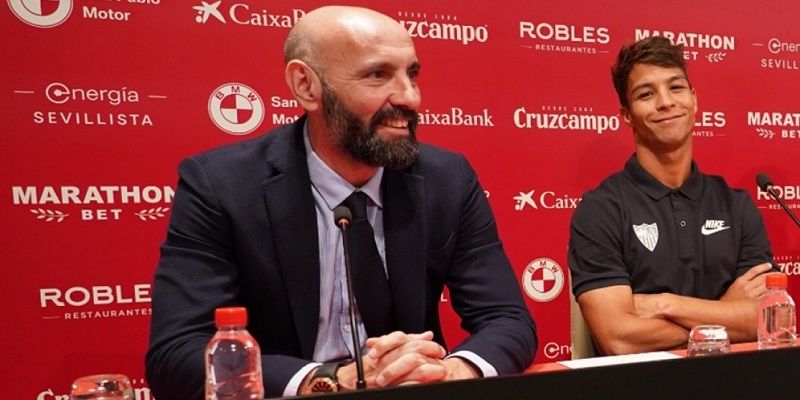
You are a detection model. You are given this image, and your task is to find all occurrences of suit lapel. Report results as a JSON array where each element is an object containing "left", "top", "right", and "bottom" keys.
[
  {"left": 262, "top": 118, "right": 320, "bottom": 359},
  {"left": 382, "top": 170, "right": 426, "bottom": 332}
]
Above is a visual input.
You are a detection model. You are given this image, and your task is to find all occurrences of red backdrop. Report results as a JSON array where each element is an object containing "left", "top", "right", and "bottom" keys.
[{"left": 3, "top": 0, "right": 799, "bottom": 398}]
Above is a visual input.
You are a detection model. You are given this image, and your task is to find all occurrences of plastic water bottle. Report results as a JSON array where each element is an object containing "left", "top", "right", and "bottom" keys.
[
  {"left": 206, "top": 307, "right": 264, "bottom": 399},
  {"left": 757, "top": 273, "right": 797, "bottom": 349}
]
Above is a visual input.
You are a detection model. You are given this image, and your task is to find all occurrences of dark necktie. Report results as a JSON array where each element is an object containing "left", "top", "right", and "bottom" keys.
[{"left": 341, "top": 191, "right": 394, "bottom": 337}]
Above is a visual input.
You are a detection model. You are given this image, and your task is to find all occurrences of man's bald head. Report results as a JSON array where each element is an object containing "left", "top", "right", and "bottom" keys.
[{"left": 284, "top": 6, "right": 410, "bottom": 72}]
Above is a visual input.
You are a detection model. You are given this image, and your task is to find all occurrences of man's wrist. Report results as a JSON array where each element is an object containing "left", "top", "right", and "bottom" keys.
[
  {"left": 442, "top": 357, "right": 480, "bottom": 380},
  {"left": 336, "top": 361, "right": 358, "bottom": 391}
]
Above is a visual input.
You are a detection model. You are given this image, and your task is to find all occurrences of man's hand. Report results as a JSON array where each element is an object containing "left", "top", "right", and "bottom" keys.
[
  {"left": 632, "top": 293, "right": 667, "bottom": 319},
  {"left": 721, "top": 263, "right": 772, "bottom": 302}
]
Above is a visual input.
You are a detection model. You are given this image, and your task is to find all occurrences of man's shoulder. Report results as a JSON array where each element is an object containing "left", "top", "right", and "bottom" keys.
[{"left": 186, "top": 123, "right": 297, "bottom": 171}]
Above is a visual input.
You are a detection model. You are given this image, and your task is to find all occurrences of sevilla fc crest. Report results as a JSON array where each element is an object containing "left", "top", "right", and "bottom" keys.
[{"left": 633, "top": 222, "right": 658, "bottom": 252}]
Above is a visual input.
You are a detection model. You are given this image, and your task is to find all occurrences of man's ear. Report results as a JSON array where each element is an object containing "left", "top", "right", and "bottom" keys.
[
  {"left": 620, "top": 106, "right": 631, "bottom": 125},
  {"left": 285, "top": 60, "right": 322, "bottom": 112}
]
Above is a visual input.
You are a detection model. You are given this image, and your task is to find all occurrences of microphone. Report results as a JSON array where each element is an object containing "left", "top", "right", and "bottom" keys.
[
  {"left": 333, "top": 206, "right": 367, "bottom": 390},
  {"left": 757, "top": 173, "right": 800, "bottom": 228}
]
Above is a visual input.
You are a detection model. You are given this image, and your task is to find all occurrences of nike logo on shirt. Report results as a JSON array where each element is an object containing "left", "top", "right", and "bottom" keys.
[{"left": 701, "top": 220, "right": 731, "bottom": 236}]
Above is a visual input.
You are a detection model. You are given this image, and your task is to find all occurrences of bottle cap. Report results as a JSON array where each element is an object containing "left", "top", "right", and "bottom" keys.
[
  {"left": 766, "top": 273, "right": 788, "bottom": 289},
  {"left": 215, "top": 307, "right": 248, "bottom": 327}
]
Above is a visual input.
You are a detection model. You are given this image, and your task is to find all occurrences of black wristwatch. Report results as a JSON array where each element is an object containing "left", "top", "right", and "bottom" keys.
[{"left": 308, "top": 361, "right": 346, "bottom": 393}]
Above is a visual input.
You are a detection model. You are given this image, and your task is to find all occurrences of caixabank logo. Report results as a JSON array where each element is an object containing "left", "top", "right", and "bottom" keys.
[
  {"left": 13, "top": 81, "right": 164, "bottom": 127},
  {"left": 518, "top": 19, "right": 611, "bottom": 55},
  {"left": 418, "top": 107, "right": 494, "bottom": 127},
  {"left": 9, "top": 0, "right": 161, "bottom": 26},
  {"left": 12, "top": 185, "right": 174, "bottom": 223},
  {"left": 514, "top": 104, "right": 620, "bottom": 135},
  {"left": 513, "top": 188, "right": 582, "bottom": 211},
  {"left": 752, "top": 37, "right": 800, "bottom": 71},
  {"left": 193, "top": 0, "right": 305, "bottom": 28},
  {"left": 396, "top": 10, "right": 488, "bottom": 45},
  {"left": 634, "top": 28, "right": 736, "bottom": 63},
  {"left": 747, "top": 111, "right": 800, "bottom": 141}
]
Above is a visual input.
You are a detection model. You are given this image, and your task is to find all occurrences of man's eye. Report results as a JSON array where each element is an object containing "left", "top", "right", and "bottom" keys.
[
  {"left": 370, "top": 71, "right": 386, "bottom": 79},
  {"left": 671, "top": 84, "right": 686, "bottom": 91},
  {"left": 637, "top": 91, "right": 653, "bottom": 100}
]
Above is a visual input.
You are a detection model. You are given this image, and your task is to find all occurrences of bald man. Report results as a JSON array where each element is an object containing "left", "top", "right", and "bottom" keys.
[{"left": 146, "top": 6, "right": 536, "bottom": 399}]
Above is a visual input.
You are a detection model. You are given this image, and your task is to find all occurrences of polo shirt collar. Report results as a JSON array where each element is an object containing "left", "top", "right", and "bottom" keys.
[{"left": 624, "top": 154, "right": 702, "bottom": 201}]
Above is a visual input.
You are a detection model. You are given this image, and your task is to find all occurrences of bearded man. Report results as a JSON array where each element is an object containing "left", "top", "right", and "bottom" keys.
[{"left": 146, "top": 6, "right": 536, "bottom": 399}]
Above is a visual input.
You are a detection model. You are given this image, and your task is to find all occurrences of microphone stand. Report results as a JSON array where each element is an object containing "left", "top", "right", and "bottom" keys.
[
  {"left": 766, "top": 186, "right": 800, "bottom": 228},
  {"left": 337, "top": 216, "right": 367, "bottom": 389}
]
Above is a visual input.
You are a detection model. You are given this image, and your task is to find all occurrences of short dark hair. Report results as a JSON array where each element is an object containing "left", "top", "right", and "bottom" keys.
[{"left": 611, "top": 36, "right": 689, "bottom": 108}]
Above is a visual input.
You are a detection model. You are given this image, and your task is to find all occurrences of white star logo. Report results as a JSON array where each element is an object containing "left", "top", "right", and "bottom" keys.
[
  {"left": 193, "top": 1, "right": 225, "bottom": 24},
  {"left": 514, "top": 190, "right": 537, "bottom": 211}
]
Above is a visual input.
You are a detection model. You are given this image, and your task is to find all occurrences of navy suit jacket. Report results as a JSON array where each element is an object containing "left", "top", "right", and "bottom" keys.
[{"left": 146, "top": 117, "right": 536, "bottom": 399}]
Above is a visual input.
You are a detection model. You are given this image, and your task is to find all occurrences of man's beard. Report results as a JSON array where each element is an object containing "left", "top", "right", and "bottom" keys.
[{"left": 322, "top": 84, "right": 420, "bottom": 170}]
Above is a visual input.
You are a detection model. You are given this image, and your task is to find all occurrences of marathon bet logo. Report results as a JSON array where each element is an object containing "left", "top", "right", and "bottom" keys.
[
  {"left": 14, "top": 82, "right": 158, "bottom": 127},
  {"left": 193, "top": 0, "right": 305, "bottom": 28},
  {"left": 747, "top": 111, "right": 800, "bottom": 140},
  {"left": 519, "top": 20, "right": 611, "bottom": 54},
  {"left": 12, "top": 185, "right": 174, "bottom": 223},
  {"left": 522, "top": 258, "right": 564, "bottom": 302},
  {"left": 209, "top": 83, "right": 265, "bottom": 135},
  {"left": 514, "top": 189, "right": 582, "bottom": 211},
  {"left": 514, "top": 105, "right": 620, "bottom": 134},
  {"left": 634, "top": 29, "right": 735, "bottom": 63},
  {"left": 752, "top": 37, "right": 800, "bottom": 71},
  {"left": 397, "top": 11, "right": 488, "bottom": 45},
  {"left": 418, "top": 107, "right": 494, "bottom": 127},
  {"left": 8, "top": 0, "right": 72, "bottom": 28},
  {"left": 38, "top": 379, "right": 153, "bottom": 400}
]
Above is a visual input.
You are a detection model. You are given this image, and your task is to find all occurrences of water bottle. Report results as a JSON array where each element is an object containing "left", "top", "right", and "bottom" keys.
[
  {"left": 206, "top": 307, "right": 264, "bottom": 399},
  {"left": 757, "top": 273, "right": 797, "bottom": 349}
]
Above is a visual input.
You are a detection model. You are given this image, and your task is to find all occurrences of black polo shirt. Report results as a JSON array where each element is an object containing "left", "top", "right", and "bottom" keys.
[{"left": 569, "top": 155, "right": 773, "bottom": 300}]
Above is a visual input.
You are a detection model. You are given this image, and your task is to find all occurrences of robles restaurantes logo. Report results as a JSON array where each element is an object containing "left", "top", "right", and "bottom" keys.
[
  {"left": 514, "top": 105, "right": 620, "bottom": 134},
  {"left": 397, "top": 10, "right": 488, "bottom": 45},
  {"left": 208, "top": 83, "right": 265, "bottom": 135},
  {"left": 39, "top": 283, "right": 152, "bottom": 321},
  {"left": 8, "top": 0, "right": 72, "bottom": 27},
  {"left": 14, "top": 81, "right": 162, "bottom": 127},
  {"left": 513, "top": 188, "right": 582, "bottom": 211},
  {"left": 193, "top": 0, "right": 305, "bottom": 28},
  {"left": 634, "top": 28, "right": 735, "bottom": 63},
  {"left": 692, "top": 111, "right": 727, "bottom": 138},
  {"left": 747, "top": 111, "right": 800, "bottom": 140},
  {"left": 752, "top": 37, "right": 800, "bottom": 71},
  {"left": 12, "top": 185, "right": 174, "bottom": 223},
  {"left": 756, "top": 181, "right": 800, "bottom": 212},
  {"left": 519, "top": 20, "right": 611, "bottom": 55},
  {"left": 522, "top": 258, "right": 565, "bottom": 302}
]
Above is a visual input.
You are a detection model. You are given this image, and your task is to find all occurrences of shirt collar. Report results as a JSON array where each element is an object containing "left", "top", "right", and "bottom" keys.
[
  {"left": 623, "top": 154, "right": 703, "bottom": 201},
  {"left": 303, "top": 122, "right": 384, "bottom": 210}
]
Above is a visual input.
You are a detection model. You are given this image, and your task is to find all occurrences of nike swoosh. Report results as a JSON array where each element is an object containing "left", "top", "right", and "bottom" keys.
[{"left": 701, "top": 226, "right": 731, "bottom": 235}]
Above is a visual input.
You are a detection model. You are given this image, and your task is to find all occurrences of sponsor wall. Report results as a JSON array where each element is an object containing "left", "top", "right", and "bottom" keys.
[{"left": 3, "top": 0, "right": 799, "bottom": 398}]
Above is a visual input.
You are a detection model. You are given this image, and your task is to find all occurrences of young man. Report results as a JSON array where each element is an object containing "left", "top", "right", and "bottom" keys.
[
  {"left": 568, "top": 36, "right": 773, "bottom": 355},
  {"left": 146, "top": 6, "right": 536, "bottom": 399}
]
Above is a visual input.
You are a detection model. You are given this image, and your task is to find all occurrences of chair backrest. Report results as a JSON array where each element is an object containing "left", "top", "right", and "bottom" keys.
[{"left": 570, "top": 290, "right": 597, "bottom": 359}]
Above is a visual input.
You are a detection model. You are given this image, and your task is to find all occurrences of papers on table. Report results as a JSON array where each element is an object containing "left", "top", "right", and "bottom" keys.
[{"left": 558, "top": 351, "right": 681, "bottom": 369}]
